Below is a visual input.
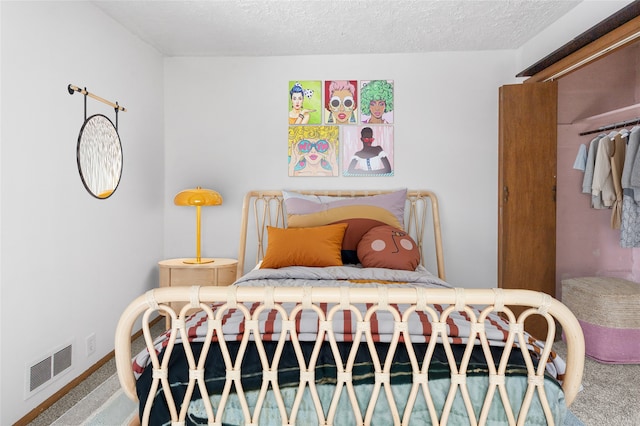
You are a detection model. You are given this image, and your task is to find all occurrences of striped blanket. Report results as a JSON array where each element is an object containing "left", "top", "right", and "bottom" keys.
[{"left": 132, "top": 265, "right": 565, "bottom": 381}]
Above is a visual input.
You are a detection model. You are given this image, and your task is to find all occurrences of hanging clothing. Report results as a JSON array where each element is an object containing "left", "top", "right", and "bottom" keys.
[
  {"left": 582, "top": 134, "right": 605, "bottom": 208},
  {"left": 591, "top": 133, "right": 616, "bottom": 209},
  {"left": 573, "top": 144, "right": 588, "bottom": 171},
  {"left": 609, "top": 132, "right": 627, "bottom": 229},
  {"left": 621, "top": 128, "right": 640, "bottom": 247},
  {"left": 631, "top": 145, "right": 640, "bottom": 188},
  {"left": 629, "top": 126, "right": 640, "bottom": 202}
]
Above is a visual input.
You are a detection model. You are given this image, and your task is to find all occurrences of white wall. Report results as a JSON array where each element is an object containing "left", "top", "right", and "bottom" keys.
[
  {"left": 163, "top": 52, "right": 516, "bottom": 287},
  {"left": 0, "top": 2, "right": 164, "bottom": 424}
]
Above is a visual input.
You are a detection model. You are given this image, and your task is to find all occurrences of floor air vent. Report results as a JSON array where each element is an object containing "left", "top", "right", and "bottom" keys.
[
  {"left": 29, "top": 357, "right": 52, "bottom": 393},
  {"left": 26, "top": 342, "right": 73, "bottom": 398},
  {"left": 53, "top": 345, "right": 72, "bottom": 375}
]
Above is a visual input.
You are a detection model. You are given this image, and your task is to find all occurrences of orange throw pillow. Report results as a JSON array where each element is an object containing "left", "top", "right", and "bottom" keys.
[{"left": 260, "top": 223, "right": 348, "bottom": 268}]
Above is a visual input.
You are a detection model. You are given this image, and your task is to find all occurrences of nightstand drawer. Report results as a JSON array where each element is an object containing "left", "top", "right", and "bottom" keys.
[
  {"left": 217, "top": 265, "right": 237, "bottom": 285},
  {"left": 170, "top": 268, "right": 214, "bottom": 286}
]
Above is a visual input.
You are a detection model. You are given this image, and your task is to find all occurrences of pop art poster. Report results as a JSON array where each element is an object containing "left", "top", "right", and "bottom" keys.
[
  {"left": 288, "top": 126, "right": 339, "bottom": 177},
  {"left": 288, "top": 81, "right": 322, "bottom": 125},
  {"left": 324, "top": 80, "right": 358, "bottom": 125},
  {"left": 360, "top": 80, "right": 394, "bottom": 124},
  {"left": 342, "top": 125, "right": 393, "bottom": 177}
]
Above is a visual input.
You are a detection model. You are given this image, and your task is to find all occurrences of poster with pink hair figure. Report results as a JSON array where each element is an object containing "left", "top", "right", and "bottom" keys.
[{"left": 324, "top": 80, "right": 358, "bottom": 125}]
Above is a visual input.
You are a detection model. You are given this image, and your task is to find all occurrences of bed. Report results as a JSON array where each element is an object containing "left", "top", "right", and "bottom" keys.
[{"left": 115, "top": 189, "right": 585, "bottom": 426}]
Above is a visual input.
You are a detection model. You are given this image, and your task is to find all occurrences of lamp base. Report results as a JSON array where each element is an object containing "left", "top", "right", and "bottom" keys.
[{"left": 182, "top": 258, "right": 215, "bottom": 265}]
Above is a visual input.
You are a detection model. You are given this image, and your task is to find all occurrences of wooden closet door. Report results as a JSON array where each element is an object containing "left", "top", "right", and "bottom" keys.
[{"left": 498, "top": 82, "right": 557, "bottom": 339}]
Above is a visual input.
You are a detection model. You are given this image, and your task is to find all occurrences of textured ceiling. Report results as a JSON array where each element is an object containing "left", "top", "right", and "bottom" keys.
[{"left": 92, "top": 0, "right": 582, "bottom": 57}]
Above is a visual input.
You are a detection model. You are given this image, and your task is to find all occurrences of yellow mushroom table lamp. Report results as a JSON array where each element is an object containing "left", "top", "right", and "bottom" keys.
[{"left": 174, "top": 186, "right": 222, "bottom": 264}]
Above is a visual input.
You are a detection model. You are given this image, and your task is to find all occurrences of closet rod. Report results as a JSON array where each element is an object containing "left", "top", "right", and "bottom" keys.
[
  {"left": 67, "top": 84, "right": 127, "bottom": 112},
  {"left": 579, "top": 117, "right": 640, "bottom": 136}
]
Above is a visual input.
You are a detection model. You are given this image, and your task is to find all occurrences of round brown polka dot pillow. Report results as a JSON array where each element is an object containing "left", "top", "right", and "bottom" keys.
[{"left": 357, "top": 225, "right": 420, "bottom": 271}]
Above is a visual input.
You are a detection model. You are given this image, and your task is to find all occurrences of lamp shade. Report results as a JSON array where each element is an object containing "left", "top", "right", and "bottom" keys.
[
  {"left": 174, "top": 186, "right": 222, "bottom": 264},
  {"left": 174, "top": 187, "right": 222, "bottom": 206}
]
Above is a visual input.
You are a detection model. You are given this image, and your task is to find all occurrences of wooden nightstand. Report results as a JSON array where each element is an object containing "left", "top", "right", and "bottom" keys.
[{"left": 158, "top": 258, "right": 238, "bottom": 328}]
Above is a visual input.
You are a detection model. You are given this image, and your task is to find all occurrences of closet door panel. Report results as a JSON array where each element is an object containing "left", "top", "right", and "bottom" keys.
[{"left": 498, "top": 82, "right": 557, "bottom": 339}]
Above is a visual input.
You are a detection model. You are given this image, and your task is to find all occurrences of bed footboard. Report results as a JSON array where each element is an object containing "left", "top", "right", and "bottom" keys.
[{"left": 115, "top": 286, "right": 584, "bottom": 426}]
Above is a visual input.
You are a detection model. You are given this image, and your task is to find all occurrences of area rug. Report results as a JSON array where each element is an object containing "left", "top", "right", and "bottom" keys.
[{"left": 51, "top": 373, "right": 136, "bottom": 426}]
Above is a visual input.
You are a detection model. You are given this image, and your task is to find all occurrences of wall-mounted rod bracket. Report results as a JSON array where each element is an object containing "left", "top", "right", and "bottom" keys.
[{"left": 68, "top": 84, "right": 127, "bottom": 112}]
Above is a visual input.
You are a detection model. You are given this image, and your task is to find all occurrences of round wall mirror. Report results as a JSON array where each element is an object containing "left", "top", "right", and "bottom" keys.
[{"left": 76, "top": 114, "right": 123, "bottom": 199}]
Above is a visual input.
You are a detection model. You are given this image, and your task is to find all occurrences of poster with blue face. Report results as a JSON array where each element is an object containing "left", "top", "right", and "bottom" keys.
[
  {"left": 360, "top": 80, "right": 394, "bottom": 124},
  {"left": 288, "top": 125, "right": 339, "bottom": 177},
  {"left": 288, "top": 81, "right": 322, "bottom": 125}
]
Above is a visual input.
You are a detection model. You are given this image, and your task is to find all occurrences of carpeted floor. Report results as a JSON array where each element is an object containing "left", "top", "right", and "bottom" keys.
[
  {"left": 50, "top": 373, "right": 136, "bottom": 425},
  {"left": 28, "top": 358, "right": 124, "bottom": 425},
  {"left": 29, "top": 329, "right": 639, "bottom": 425},
  {"left": 28, "top": 319, "right": 164, "bottom": 426},
  {"left": 553, "top": 340, "right": 640, "bottom": 426}
]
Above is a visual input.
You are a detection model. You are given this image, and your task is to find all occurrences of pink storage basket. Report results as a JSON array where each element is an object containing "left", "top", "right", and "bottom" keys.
[{"left": 562, "top": 276, "right": 640, "bottom": 364}]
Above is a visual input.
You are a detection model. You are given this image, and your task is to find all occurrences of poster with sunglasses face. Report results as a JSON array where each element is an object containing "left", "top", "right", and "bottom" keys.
[
  {"left": 360, "top": 80, "right": 394, "bottom": 124},
  {"left": 324, "top": 80, "right": 358, "bottom": 125},
  {"left": 342, "top": 125, "right": 394, "bottom": 177},
  {"left": 288, "top": 126, "right": 339, "bottom": 177}
]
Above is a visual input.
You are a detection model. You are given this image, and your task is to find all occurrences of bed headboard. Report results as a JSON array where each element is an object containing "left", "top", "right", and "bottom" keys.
[{"left": 236, "top": 189, "right": 445, "bottom": 280}]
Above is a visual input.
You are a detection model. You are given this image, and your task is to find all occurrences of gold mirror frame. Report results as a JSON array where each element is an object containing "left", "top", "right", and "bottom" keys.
[{"left": 76, "top": 114, "right": 123, "bottom": 199}]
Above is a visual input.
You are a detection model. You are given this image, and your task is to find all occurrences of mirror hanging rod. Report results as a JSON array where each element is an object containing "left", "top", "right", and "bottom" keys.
[{"left": 67, "top": 84, "right": 127, "bottom": 112}]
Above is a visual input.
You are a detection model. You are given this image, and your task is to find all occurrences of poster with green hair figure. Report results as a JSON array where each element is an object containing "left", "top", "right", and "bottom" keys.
[
  {"left": 288, "top": 126, "right": 339, "bottom": 176},
  {"left": 288, "top": 81, "right": 322, "bottom": 125},
  {"left": 360, "top": 80, "right": 394, "bottom": 124}
]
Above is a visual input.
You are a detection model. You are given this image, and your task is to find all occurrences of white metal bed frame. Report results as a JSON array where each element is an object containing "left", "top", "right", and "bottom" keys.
[{"left": 115, "top": 189, "right": 585, "bottom": 426}]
